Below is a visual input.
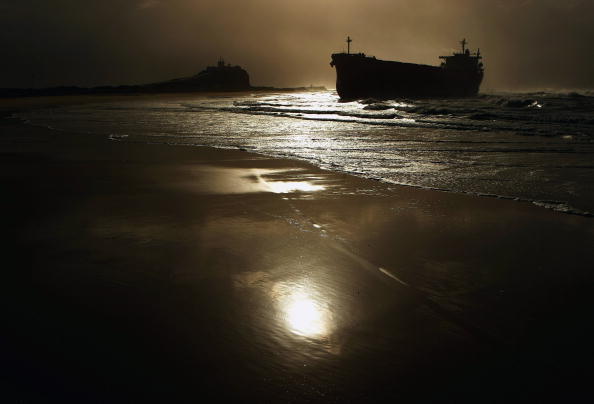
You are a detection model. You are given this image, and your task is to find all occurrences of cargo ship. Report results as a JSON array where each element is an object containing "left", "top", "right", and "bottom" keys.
[{"left": 330, "top": 37, "right": 484, "bottom": 99}]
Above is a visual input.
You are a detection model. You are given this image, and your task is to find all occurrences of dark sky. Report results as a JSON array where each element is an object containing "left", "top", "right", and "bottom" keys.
[{"left": 2, "top": 0, "right": 593, "bottom": 90}]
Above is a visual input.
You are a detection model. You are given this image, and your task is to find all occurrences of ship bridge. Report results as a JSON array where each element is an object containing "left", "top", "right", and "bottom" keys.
[{"left": 439, "top": 39, "right": 483, "bottom": 72}]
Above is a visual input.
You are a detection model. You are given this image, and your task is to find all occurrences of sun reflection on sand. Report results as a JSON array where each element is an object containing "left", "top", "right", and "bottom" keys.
[
  {"left": 184, "top": 166, "right": 327, "bottom": 194},
  {"left": 272, "top": 280, "right": 333, "bottom": 339},
  {"left": 265, "top": 181, "right": 325, "bottom": 194},
  {"left": 233, "top": 271, "right": 340, "bottom": 346},
  {"left": 248, "top": 168, "right": 326, "bottom": 194},
  {"left": 283, "top": 291, "right": 329, "bottom": 337}
]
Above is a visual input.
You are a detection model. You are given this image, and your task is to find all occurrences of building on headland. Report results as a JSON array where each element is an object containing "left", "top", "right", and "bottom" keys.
[{"left": 145, "top": 58, "right": 251, "bottom": 92}]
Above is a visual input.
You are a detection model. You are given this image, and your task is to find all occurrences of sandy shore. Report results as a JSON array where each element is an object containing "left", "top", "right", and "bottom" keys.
[{"left": 2, "top": 98, "right": 594, "bottom": 402}]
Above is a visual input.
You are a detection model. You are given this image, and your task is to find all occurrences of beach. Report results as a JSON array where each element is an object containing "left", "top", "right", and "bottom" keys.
[{"left": 2, "top": 96, "right": 594, "bottom": 402}]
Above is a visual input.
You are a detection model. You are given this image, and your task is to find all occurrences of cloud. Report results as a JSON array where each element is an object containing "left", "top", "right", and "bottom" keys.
[
  {"left": 137, "top": 0, "right": 161, "bottom": 10},
  {"left": 1, "top": 0, "right": 593, "bottom": 89}
]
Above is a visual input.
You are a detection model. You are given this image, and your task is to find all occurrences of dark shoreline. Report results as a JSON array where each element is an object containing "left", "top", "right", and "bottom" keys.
[{"left": 0, "top": 85, "right": 327, "bottom": 99}]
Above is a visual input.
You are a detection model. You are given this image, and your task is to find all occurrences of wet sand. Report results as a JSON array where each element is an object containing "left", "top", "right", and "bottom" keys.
[{"left": 2, "top": 101, "right": 594, "bottom": 402}]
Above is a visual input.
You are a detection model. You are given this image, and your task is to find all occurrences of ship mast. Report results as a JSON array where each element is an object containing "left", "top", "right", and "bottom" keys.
[
  {"left": 346, "top": 36, "right": 352, "bottom": 54},
  {"left": 460, "top": 38, "right": 467, "bottom": 53}
]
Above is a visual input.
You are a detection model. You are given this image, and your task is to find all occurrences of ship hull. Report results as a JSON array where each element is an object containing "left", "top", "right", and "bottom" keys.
[{"left": 331, "top": 54, "right": 483, "bottom": 99}]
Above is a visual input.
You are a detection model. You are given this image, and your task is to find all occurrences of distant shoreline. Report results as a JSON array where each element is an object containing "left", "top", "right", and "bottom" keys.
[{"left": 0, "top": 85, "right": 327, "bottom": 98}]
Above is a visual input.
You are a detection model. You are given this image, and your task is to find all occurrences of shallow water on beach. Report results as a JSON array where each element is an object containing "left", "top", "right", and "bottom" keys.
[{"left": 19, "top": 90, "right": 594, "bottom": 215}]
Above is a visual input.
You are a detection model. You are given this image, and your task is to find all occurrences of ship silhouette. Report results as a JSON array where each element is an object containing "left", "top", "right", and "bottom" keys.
[{"left": 330, "top": 37, "right": 484, "bottom": 99}]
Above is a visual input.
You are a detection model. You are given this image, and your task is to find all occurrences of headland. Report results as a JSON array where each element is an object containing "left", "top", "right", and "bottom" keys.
[{"left": 0, "top": 59, "right": 325, "bottom": 97}]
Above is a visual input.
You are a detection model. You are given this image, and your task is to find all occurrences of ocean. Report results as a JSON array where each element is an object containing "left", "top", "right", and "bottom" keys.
[{"left": 19, "top": 90, "right": 594, "bottom": 216}]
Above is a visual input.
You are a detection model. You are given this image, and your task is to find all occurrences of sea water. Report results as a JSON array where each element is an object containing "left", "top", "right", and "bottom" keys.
[{"left": 19, "top": 90, "right": 594, "bottom": 215}]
